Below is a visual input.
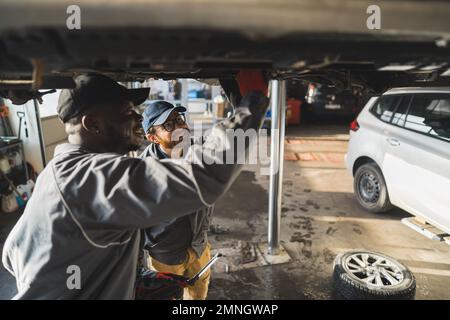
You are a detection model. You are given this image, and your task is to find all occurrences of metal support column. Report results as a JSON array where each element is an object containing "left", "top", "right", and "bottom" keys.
[
  {"left": 33, "top": 99, "right": 47, "bottom": 168},
  {"left": 180, "top": 79, "right": 190, "bottom": 125},
  {"left": 268, "top": 80, "right": 286, "bottom": 255}
]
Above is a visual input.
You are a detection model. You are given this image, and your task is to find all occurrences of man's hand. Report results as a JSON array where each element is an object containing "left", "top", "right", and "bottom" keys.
[
  {"left": 234, "top": 70, "right": 270, "bottom": 117},
  {"left": 238, "top": 90, "right": 270, "bottom": 118},
  {"left": 135, "top": 268, "right": 188, "bottom": 300}
]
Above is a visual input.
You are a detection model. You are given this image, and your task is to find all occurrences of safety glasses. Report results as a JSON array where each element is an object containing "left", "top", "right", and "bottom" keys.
[{"left": 160, "top": 114, "right": 186, "bottom": 132}]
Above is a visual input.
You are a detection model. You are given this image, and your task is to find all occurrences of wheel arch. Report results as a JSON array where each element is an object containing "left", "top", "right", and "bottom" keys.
[{"left": 352, "top": 156, "right": 379, "bottom": 176}]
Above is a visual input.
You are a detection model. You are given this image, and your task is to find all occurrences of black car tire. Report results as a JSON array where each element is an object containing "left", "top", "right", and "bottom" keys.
[
  {"left": 333, "top": 250, "right": 416, "bottom": 300},
  {"left": 354, "top": 162, "right": 393, "bottom": 213}
]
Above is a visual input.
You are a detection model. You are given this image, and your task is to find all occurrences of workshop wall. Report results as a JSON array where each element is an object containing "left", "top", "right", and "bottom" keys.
[
  {"left": 5, "top": 100, "right": 46, "bottom": 173},
  {"left": 5, "top": 90, "right": 67, "bottom": 174}
]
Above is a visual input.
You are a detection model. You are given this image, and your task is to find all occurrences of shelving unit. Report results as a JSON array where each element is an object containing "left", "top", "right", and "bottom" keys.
[{"left": 0, "top": 138, "right": 29, "bottom": 210}]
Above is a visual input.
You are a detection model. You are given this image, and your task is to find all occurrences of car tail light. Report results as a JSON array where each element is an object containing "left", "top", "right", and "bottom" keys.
[
  {"left": 308, "top": 84, "right": 315, "bottom": 96},
  {"left": 350, "top": 119, "right": 360, "bottom": 132}
]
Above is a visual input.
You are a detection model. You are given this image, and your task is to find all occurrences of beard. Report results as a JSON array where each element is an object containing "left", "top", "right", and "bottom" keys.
[
  {"left": 157, "top": 128, "right": 191, "bottom": 150},
  {"left": 158, "top": 138, "right": 179, "bottom": 149},
  {"left": 104, "top": 124, "right": 143, "bottom": 153}
]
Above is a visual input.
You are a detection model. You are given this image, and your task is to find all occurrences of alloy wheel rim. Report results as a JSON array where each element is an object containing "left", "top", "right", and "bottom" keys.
[{"left": 343, "top": 252, "right": 405, "bottom": 287}]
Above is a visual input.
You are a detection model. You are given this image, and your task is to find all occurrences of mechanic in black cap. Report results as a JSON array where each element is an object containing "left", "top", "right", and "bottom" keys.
[
  {"left": 2, "top": 72, "right": 269, "bottom": 300},
  {"left": 140, "top": 100, "right": 214, "bottom": 300},
  {"left": 56, "top": 73, "right": 150, "bottom": 153}
]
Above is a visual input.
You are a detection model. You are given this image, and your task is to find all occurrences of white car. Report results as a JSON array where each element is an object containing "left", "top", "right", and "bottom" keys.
[{"left": 346, "top": 87, "right": 450, "bottom": 234}]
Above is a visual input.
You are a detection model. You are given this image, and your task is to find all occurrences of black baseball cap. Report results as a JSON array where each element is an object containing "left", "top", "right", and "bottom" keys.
[
  {"left": 142, "top": 101, "right": 186, "bottom": 133},
  {"left": 57, "top": 73, "right": 150, "bottom": 122}
]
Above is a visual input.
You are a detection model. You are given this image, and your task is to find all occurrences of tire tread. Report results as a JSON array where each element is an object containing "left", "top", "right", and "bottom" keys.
[{"left": 333, "top": 251, "right": 416, "bottom": 300}]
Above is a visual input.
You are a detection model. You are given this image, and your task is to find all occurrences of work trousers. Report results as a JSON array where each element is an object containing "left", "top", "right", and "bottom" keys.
[{"left": 149, "top": 243, "right": 211, "bottom": 300}]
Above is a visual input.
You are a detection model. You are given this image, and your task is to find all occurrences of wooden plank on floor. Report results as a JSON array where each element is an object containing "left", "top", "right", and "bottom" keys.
[
  {"left": 444, "top": 236, "right": 450, "bottom": 246},
  {"left": 414, "top": 216, "right": 429, "bottom": 226},
  {"left": 402, "top": 217, "right": 449, "bottom": 241}
]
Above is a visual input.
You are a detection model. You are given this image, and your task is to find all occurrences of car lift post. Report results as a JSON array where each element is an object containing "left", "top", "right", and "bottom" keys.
[{"left": 268, "top": 80, "right": 286, "bottom": 255}]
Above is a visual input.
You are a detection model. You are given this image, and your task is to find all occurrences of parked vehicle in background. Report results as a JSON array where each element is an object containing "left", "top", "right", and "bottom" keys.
[
  {"left": 304, "top": 83, "right": 364, "bottom": 118},
  {"left": 345, "top": 87, "right": 450, "bottom": 234}
]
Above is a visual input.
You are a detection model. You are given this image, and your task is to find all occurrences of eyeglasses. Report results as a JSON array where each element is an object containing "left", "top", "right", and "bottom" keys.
[{"left": 159, "top": 114, "right": 186, "bottom": 132}]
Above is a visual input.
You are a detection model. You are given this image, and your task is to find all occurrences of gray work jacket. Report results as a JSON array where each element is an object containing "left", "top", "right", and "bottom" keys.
[
  {"left": 140, "top": 142, "right": 213, "bottom": 265},
  {"left": 2, "top": 92, "right": 268, "bottom": 299}
]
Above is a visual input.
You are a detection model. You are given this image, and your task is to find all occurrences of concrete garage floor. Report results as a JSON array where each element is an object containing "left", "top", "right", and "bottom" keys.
[
  {"left": 0, "top": 124, "right": 449, "bottom": 300},
  {"left": 207, "top": 124, "right": 450, "bottom": 300}
]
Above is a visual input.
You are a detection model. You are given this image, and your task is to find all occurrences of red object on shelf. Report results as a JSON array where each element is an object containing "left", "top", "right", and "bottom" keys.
[{"left": 286, "top": 98, "right": 301, "bottom": 125}]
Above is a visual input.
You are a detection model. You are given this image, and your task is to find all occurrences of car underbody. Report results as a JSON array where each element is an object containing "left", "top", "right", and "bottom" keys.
[{"left": 2, "top": 0, "right": 450, "bottom": 103}]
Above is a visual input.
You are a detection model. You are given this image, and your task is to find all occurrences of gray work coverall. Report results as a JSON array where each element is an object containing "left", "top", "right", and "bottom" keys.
[{"left": 2, "top": 93, "right": 268, "bottom": 299}]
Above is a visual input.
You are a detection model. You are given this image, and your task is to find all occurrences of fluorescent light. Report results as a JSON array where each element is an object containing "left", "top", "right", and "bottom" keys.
[{"left": 378, "top": 65, "right": 417, "bottom": 71}]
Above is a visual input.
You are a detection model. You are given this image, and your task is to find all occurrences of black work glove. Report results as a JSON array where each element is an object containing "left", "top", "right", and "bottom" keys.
[{"left": 135, "top": 268, "right": 188, "bottom": 300}]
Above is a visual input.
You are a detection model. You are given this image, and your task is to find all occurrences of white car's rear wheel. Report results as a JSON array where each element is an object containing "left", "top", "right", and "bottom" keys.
[{"left": 354, "top": 162, "right": 393, "bottom": 213}]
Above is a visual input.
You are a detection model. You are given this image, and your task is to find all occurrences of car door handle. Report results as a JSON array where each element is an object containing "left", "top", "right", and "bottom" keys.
[{"left": 387, "top": 138, "right": 400, "bottom": 146}]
